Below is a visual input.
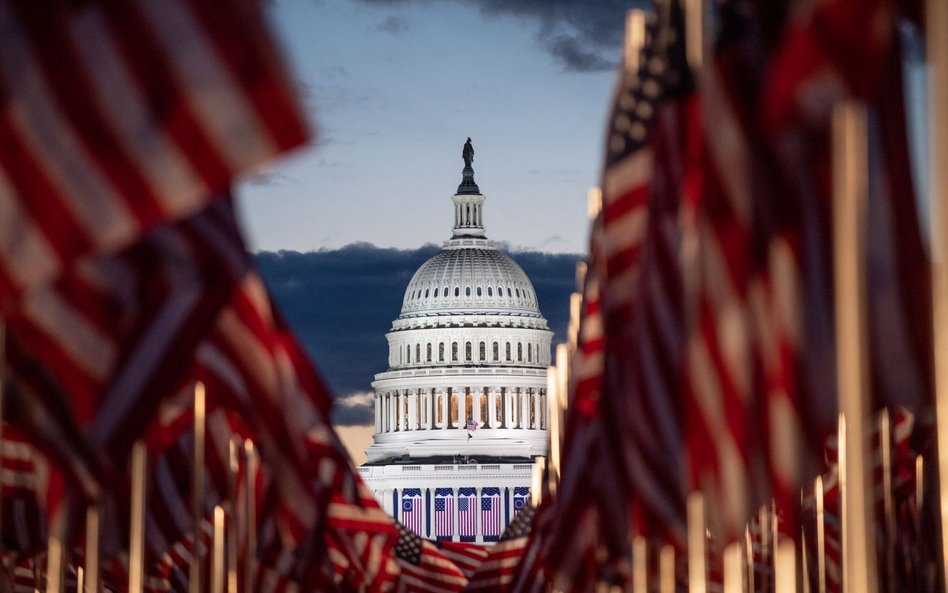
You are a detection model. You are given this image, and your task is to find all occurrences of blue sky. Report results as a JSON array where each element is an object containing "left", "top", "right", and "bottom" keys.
[{"left": 238, "top": 0, "right": 636, "bottom": 254}]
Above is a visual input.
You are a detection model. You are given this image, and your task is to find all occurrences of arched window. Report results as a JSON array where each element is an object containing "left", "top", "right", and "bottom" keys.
[
  {"left": 427, "top": 343, "right": 432, "bottom": 362},
  {"left": 452, "top": 342, "right": 458, "bottom": 362},
  {"left": 406, "top": 345, "right": 411, "bottom": 364},
  {"left": 515, "top": 288, "right": 521, "bottom": 298},
  {"left": 465, "top": 286, "right": 471, "bottom": 297},
  {"left": 476, "top": 287, "right": 482, "bottom": 296},
  {"left": 506, "top": 342, "right": 511, "bottom": 361},
  {"left": 434, "top": 288, "right": 439, "bottom": 297},
  {"left": 518, "top": 343, "right": 523, "bottom": 362},
  {"left": 439, "top": 343, "right": 445, "bottom": 362},
  {"left": 424, "top": 288, "right": 429, "bottom": 298},
  {"left": 415, "top": 343, "right": 420, "bottom": 362},
  {"left": 493, "top": 342, "right": 499, "bottom": 361},
  {"left": 498, "top": 286, "right": 503, "bottom": 297},
  {"left": 455, "top": 287, "right": 460, "bottom": 297},
  {"left": 528, "top": 343, "right": 532, "bottom": 362},
  {"left": 443, "top": 286, "right": 448, "bottom": 298},
  {"left": 488, "top": 287, "right": 493, "bottom": 296},
  {"left": 465, "top": 341, "right": 472, "bottom": 361},
  {"left": 479, "top": 341, "right": 486, "bottom": 361},
  {"left": 507, "top": 287, "right": 512, "bottom": 297}
]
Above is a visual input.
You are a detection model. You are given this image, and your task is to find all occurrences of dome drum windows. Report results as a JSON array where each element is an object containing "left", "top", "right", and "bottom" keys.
[
  {"left": 479, "top": 341, "right": 486, "bottom": 362},
  {"left": 439, "top": 343, "right": 445, "bottom": 362},
  {"left": 452, "top": 342, "right": 459, "bottom": 362},
  {"left": 465, "top": 341, "right": 472, "bottom": 362},
  {"left": 427, "top": 343, "right": 432, "bottom": 362}
]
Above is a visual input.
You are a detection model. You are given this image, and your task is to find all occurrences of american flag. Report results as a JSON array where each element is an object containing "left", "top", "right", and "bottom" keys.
[
  {"left": 393, "top": 521, "right": 468, "bottom": 593},
  {"left": 458, "top": 488, "right": 477, "bottom": 542},
  {"left": 0, "top": 0, "right": 308, "bottom": 312},
  {"left": 512, "top": 487, "right": 530, "bottom": 523},
  {"left": 435, "top": 489, "right": 455, "bottom": 541},
  {"left": 467, "top": 503, "right": 535, "bottom": 593},
  {"left": 5, "top": 196, "right": 248, "bottom": 500},
  {"left": 401, "top": 488, "right": 424, "bottom": 536},
  {"left": 596, "top": 0, "right": 692, "bottom": 551},
  {"left": 481, "top": 487, "right": 501, "bottom": 541},
  {"left": 437, "top": 541, "right": 489, "bottom": 578}
]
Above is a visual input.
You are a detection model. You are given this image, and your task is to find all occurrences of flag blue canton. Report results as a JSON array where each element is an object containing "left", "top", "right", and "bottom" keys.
[
  {"left": 436, "top": 499, "right": 446, "bottom": 511},
  {"left": 403, "top": 500, "right": 413, "bottom": 511},
  {"left": 482, "top": 498, "right": 493, "bottom": 511},
  {"left": 459, "top": 499, "right": 468, "bottom": 511}
]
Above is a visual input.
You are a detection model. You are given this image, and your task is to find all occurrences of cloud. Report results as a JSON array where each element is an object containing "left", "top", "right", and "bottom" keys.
[
  {"left": 333, "top": 390, "right": 376, "bottom": 425},
  {"left": 245, "top": 172, "right": 300, "bottom": 186},
  {"left": 354, "top": 0, "right": 648, "bottom": 72},
  {"left": 256, "top": 244, "right": 582, "bottom": 409},
  {"left": 376, "top": 15, "right": 410, "bottom": 33}
]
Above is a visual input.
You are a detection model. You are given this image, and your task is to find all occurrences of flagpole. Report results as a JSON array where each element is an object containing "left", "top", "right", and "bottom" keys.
[
  {"left": 687, "top": 492, "right": 706, "bottom": 593},
  {"left": 227, "top": 440, "right": 238, "bottom": 593},
  {"left": 722, "top": 543, "right": 742, "bottom": 593},
  {"left": 211, "top": 505, "right": 225, "bottom": 593},
  {"left": 925, "top": 1, "right": 948, "bottom": 592},
  {"left": 659, "top": 544, "right": 675, "bottom": 593},
  {"left": 745, "top": 526, "right": 755, "bottom": 593},
  {"left": 191, "top": 382, "right": 206, "bottom": 593},
  {"left": 243, "top": 440, "right": 256, "bottom": 593},
  {"left": 545, "top": 366, "right": 560, "bottom": 490},
  {"left": 632, "top": 536, "right": 647, "bottom": 593},
  {"left": 84, "top": 503, "right": 100, "bottom": 593},
  {"left": 831, "top": 100, "right": 877, "bottom": 593},
  {"left": 129, "top": 440, "right": 147, "bottom": 593},
  {"left": 815, "top": 476, "right": 826, "bottom": 593},
  {"left": 878, "top": 410, "right": 896, "bottom": 593}
]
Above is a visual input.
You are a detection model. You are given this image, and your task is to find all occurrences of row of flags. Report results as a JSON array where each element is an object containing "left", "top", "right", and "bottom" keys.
[
  {"left": 514, "top": 0, "right": 943, "bottom": 592},
  {"left": 0, "top": 1, "right": 543, "bottom": 592}
]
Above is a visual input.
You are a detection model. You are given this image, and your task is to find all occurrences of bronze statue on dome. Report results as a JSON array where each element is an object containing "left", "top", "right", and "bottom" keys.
[{"left": 462, "top": 137, "right": 474, "bottom": 168}]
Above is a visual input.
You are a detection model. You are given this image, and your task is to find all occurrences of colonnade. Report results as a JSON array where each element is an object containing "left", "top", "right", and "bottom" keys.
[
  {"left": 375, "top": 484, "right": 530, "bottom": 542},
  {"left": 373, "top": 387, "right": 546, "bottom": 434}
]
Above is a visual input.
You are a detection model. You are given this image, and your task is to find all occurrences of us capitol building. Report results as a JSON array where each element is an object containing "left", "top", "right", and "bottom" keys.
[{"left": 358, "top": 140, "right": 552, "bottom": 543}]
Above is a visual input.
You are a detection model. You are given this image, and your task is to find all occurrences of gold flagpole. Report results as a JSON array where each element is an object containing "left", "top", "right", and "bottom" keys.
[
  {"left": 687, "top": 492, "right": 706, "bottom": 593},
  {"left": 545, "top": 365, "right": 560, "bottom": 490},
  {"left": 926, "top": 1, "right": 948, "bottom": 591},
  {"left": 831, "top": 100, "right": 877, "bottom": 593},
  {"left": 211, "top": 505, "right": 225, "bottom": 593},
  {"left": 722, "top": 542, "right": 743, "bottom": 593},
  {"left": 878, "top": 410, "right": 896, "bottom": 593},
  {"left": 815, "top": 476, "right": 826, "bottom": 593},
  {"left": 745, "top": 526, "right": 755, "bottom": 593},
  {"left": 774, "top": 539, "right": 796, "bottom": 593},
  {"left": 84, "top": 503, "right": 100, "bottom": 593},
  {"left": 243, "top": 440, "right": 256, "bottom": 593},
  {"left": 128, "top": 440, "right": 147, "bottom": 593},
  {"left": 832, "top": 101, "right": 878, "bottom": 593},
  {"left": 227, "top": 441, "right": 238, "bottom": 593},
  {"left": 632, "top": 536, "right": 647, "bottom": 593},
  {"left": 190, "top": 382, "right": 206, "bottom": 593},
  {"left": 659, "top": 544, "right": 675, "bottom": 593}
]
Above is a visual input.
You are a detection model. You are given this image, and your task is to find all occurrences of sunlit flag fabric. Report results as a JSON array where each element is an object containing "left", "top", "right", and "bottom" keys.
[
  {"left": 401, "top": 488, "right": 424, "bottom": 536},
  {"left": 0, "top": 0, "right": 308, "bottom": 311},
  {"left": 458, "top": 488, "right": 477, "bottom": 542},
  {"left": 5, "top": 197, "right": 248, "bottom": 499},
  {"left": 436, "top": 541, "right": 488, "bottom": 579},
  {"left": 467, "top": 503, "right": 536, "bottom": 593},
  {"left": 393, "top": 521, "right": 468, "bottom": 593},
  {"left": 435, "top": 489, "right": 455, "bottom": 541},
  {"left": 480, "top": 487, "right": 501, "bottom": 542},
  {"left": 193, "top": 270, "right": 356, "bottom": 554},
  {"left": 596, "top": 0, "right": 692, "bottom": 552},
  {"left": 325, "top": 476, "right": 399, "bottom": 593}
]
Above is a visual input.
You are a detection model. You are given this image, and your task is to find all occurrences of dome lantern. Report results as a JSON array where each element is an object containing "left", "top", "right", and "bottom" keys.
[{"left": 452, "top": 138, "right": 486, "bottom": 239}]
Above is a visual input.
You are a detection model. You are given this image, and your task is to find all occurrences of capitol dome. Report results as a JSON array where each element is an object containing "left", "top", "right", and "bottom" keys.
[
  {"left": 360, "top": 140, "right": 551, "bottom": 543},
  {"left": 364, "top": 142, "right": 552, "bottom": 465},
  {"left": 398, "top": 244, "right": 547, "bottom": 321}
]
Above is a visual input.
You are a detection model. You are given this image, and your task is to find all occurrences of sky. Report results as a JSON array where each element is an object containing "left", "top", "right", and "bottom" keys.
[{"left": 237, "top": 0, "right": 642, "bottom": 254}]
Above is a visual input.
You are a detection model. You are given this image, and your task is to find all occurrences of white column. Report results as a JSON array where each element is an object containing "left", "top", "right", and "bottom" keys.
[
  {"left": 520, "top": 389, "right": 529, "bottom": 429},
  {"left": 475, "top": 487, "right": 483, "bottom": 544},
  {"left": 441, "top": 391, "right": 449, "bottom": 431},
  {"left": 473, "top": 390, "right": 482, "bottom": 425},
  {"left": 456, "top": 388, "right": 465, "bottom": 428},
  {"left": 503, "top": 390, "right": 511, "bottom": 428},
  {"left": 391, "top": 392, "right": 398, "bottom": 431},
  {"left": 533, "top": 390, "right": 542, "bottom": 430},
  {"left": 487, "top": 390, "right": 497, "bottom": 429},
  {"left": 382, "top": 393, "right": 388, "bottom": 432},
  {"left": 374, "top": 395, "right": 381, "bottom": 434},
  {"left": 407, "top": 392, "right": 417, "bottom": 430}
]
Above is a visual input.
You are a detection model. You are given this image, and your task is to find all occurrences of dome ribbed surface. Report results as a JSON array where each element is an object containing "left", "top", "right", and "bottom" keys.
[{"left": 399, "top": 243, "right": 543, "bottom": 318}]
